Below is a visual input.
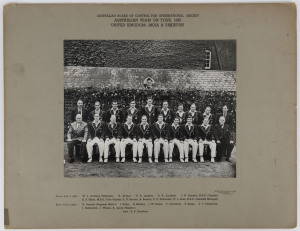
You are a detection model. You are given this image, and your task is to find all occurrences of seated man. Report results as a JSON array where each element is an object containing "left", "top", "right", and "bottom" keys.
[
  {"left": 198, "top": 117, "right": 216, "bottom": 163},
  {"left": 66, "top": 114, "right": 88, "bottom": 163},
  {"left": 214, "top": 116, "right": 234, "bottom": 162},
  {"left": 104, "top": 115, "right": 121, "bottom": 162},
  {"left": 182, "top": 115, "right": 198, "bottom": 162},
  {"left": 136, "top": 115, "right": 153, "bottom": 163},
  {"left": 152, "top": 114, "right": 169, "bottom": 163},
  {"left": 120, "top": 115, "right": 138, "bottom": 163},
  {"left": 86, "top": 114, "right": 106, "bottom": 163},
  {"left": 168, "top": 117, "right": 184, "bottom": 163}
]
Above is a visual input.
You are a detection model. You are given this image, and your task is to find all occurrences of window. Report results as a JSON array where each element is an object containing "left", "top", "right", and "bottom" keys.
[{"left": 204, "top": 50, "right": 211, "bottom": 69}]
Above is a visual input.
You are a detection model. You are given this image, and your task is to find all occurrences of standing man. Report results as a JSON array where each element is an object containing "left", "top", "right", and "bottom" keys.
[
  {"left": 88, "top": 101, "right": 104, "bottom": 122},
  {"left": 187, "top": 103, "right": 202, "bottom": 125},
  {"left": 142, "top": 97, "right": 159, "bottom": 124},
  {"left": 70, "top": 99, "right": 88, "bottom": 122},
  {"left": 216, "top": 105, "right": 233, "bottom": 127},
  {"left": 182, "top": 115, "right": 198, "bottom": 163},
  {"left": 175, "top": 103, "right": 187, "bottom": 125},
  {"left": 152, "top": 114, "right": 169, "bottom": 163},
  {"left": 66, "top": 114, "right": 88, "bottom": 163},
  {"left": 104, "top": 115, "right": 122, "bottom": 162},
  {"left": 123, "top": 100, "right": 140, "bottom": 124},
  {"left": 136, "top": 115, "right": 153, "bottom": 163},
  {"left": 120, "top": 115, "right": 138, "bottom": 163},
  {"left": 105, "top": 100, "right": 123, "bottom": 123},
  {"left": 201, "top": 106, "right": 215, "bottom": 125},
  {"left": 198, "top": 117, "right": 216, "bottom": 163},
  {"left": 168, "top": 117, "right": 184, "bottom": 163},
  {"left": 86, "top": 114, "right": 106, "bottom": 163},
  {"left": 214, "top": 116, "right": 234, "bottom": 162},
  {"left": 160, "top": 101, "right": 174, "bottom": 124}
]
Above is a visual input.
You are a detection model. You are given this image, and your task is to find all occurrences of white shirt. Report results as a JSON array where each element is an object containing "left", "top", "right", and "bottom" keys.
[
  {"left": 162, "top": 108, "right": 169, "bottom": 116},
  {"left": 156, "top": 121, "right": 164, "bottom": 129},
  {"left": 76, "top": 122, "right": 81, "bottom": 129},
  {"left": 146, "top": 105, "right": 153, "bottom": 111},
  {"left": 125, "top": 122, "right": 133, "bottom": 129},
  {"left": 93, "top": 120, "right": 100, "bottom": 127}
]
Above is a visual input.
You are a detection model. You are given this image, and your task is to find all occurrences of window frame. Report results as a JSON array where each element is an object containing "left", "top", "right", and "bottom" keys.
[{"left": 204, "top": 50, "right": 212, "bottom": 70}]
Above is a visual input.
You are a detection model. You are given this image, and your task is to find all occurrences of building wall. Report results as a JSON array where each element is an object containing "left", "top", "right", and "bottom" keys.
[
  {"left": 64, "top": 40, "right": 236, "bottom": 71},
  {"left": 64, "top": 66, "right": 236, "bottom": 91}
]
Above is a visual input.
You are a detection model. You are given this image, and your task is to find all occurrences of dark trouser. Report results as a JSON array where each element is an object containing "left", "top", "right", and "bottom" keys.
[
  {"left": 67, "top": 140, "right": 87, "bottom": 160},
  {"left": 216, "top": 142, "right": 234, "bottom": 161}
]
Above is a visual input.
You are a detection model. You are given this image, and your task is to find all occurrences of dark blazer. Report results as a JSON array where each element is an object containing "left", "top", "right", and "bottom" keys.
[
  {"left": 120, "top": 123, "right": 136, "bottom": 139},
  {"left": 175, "top": 111, "right": 187, "bottom": 125},
  {"left": 141, "top": 105, "right": 159, "bottom": 124},
  {"left": 87, "top": 121, "right": 106, "bottom": 140},
  {"left": 88, "top": 110, "right": 105, "bottom": 122},
  {"left": 104, "top": 109, "right": 123, "bottom": 123},
  {"left": 151, "top": 122, "right": 169, "bottom": 140},
  {"left": 198, "top": 124, "right": 215, "bottom": 141},
  {"left": 160, "top": 109, "right": 175, "bottom": 124},
  {"left": 135, "top": 123, "right": 152, "bottom": 140},
  {"left": 104, "top": 122, "right": 122, "bottom": 140},
  {"left": 200, "top": 113, "right": 215, "bottom": 125},
  {"left": 186, "top": 111, "right": 202, "bottom": 125},
  {"left": 216, "top": 112, "right": 233, "bottom": 127},
  {"left": 70, "top": 108, "right": 88, "bottom": 122},
  {"left": 181, "top": 124, "right": 198, "bottom": 140},
  {"left": 214, "top": 124, "right": 232, "bottom": 143},
  {"left": 168, "top": 124, "right": 183, "bottom": 141},
  {"left": 67, "top": 121, "right": 88, "bottom": 141},
  {"left": 123, "top": 108, "right": 141, "bottom": 124}
]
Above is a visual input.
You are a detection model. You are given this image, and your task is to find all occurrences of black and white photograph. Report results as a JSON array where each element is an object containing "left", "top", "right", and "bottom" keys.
[{"left": 64, "top": 40, "right": 236, "bottom": 178}]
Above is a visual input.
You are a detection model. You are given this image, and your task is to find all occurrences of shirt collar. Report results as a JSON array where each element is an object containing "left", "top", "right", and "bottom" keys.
[
  {"left": 162, "top": 108, "right": 169, "bottom": 112},
  {"left": 109, "top": 122, "right": 116, "bottom": 125},
  {"left": 203, "top": 112, "right": 211, "bottom": 117},
  {"left": 111, "top": 108, "right": 119, "bottom": 111},
  {"left": 125, "top": 122, "right": 133, "bottom": 126},
  {"left": 172, "top": 123, "right": 179, "bottom": 127},
  {"left": 93, "top": 120, "right": 100, "bottom": 124},
  {"left": 146, "top": 104, "right": 153, "bottom": 108},
  {"left": 156, "top": 121, "right": 165, "bottom": 125},
  {"left": 186, "top": 123, "right": 193, "bottom": 127},
  {"left": 141, "top": 122, "right": 148, "bottom": 126}
]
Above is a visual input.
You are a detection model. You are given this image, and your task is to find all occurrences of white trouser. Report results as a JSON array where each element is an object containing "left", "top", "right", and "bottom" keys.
[
  {"left": 154, "top": 138, "right": 168, "bottom": 159},
  {"left": 184, "top": 139, "right": 198, "bottom": 159},
  {"left": 104, "top": 138, "right": 120, "bottom": 159},
  {"left": 120, "top": 138, "right": 138, "bottom": 158},
  {"left": 169, "top": 139, "right": 184, "bottom": 159},
  {"left": 87, "top": 137, "right": 105, "bottom": 158},
  {"left": 138, "top": 138, "right": 153, "bottom": 158},
  {"left": 199, "top": 140, "right": 216, "bottom": 157}
]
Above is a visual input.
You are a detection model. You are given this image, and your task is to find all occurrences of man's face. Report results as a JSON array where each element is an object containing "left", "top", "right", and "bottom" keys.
[
  {"left": 95, "top": 103, "right": 100, "bottom": 110},
  {"left": 223, "top": 106, "right": 228, "bottom": 113},
  {"left": 127, "top": 116, "right": 133, "bottom": 124},
  {"left": 110, "top": 115, "right": 116, "bottom": 123},
  {"left": 158, "top": 116, "right": 163, "bottom": 123},
  {"left": 112, "top": 102, "right": 118, "bottom": 109},
  {"left": 187, "top": 118, "right": 192, "bottom": 124},
  {"left": 77, "top": 101, "right": 83, "bottom": 109},
  {"left": 205, "top": 107, "right": 211, "bottom": 114},
  {"left": 130, "top": 102, "right": 135, "bottom": 108},
  {"left": 178, "top": 105, "right": 183, "bottom": 111},
  {"left": 141, "top": 117, "right": 147, "bottom": 124},
  {"left": 94, "top": 114, "right": 100, "bottom": 122},
  {"left": 147, "top": 99, "right": 153, "bottom": 105},
  {"left": 174, "top": 118, "right": 179, "bottom": 125},
  {"left": 76, "top": 115, "right": 82, "bottom": 123},
  {"left": 163, "top": 102, "right": 168, "bottom": 109},
  {"left": 203, "top": 118, "right": 209, "bottom": 126},
  {"left": 190, "top": 105, "right": 196, "bottom": 112},
  {"left": 219, "top": 117, "right": 225, "bottom": 125}
]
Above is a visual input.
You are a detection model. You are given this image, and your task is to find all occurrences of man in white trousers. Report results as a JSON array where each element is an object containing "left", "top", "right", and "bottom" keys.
[
  {"left": 135, "top": 115, "right": 153, "bottom": 163},
  {"left": 120, "top": 115, "right": 138, "bottom": 163},
  {"left": 86, "top": 114, "right": 106, "bottom": 163},
  {"left": 182, "top": 115, "right": 198, "bottom": 162},
  {"left": 104, "top": 115, "right": 122, "bottom": 162},
  {"left": 198, "top": 117, "right": 216, "bottom": 163},
  {"left": 151, "top": 114, "right": 169, "bottom": 163},
  {"left": 168, "top": 117, "right": 184, "bottom": 162}
]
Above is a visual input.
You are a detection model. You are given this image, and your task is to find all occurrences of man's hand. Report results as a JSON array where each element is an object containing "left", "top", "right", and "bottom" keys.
[
  {"left": 67, "top": 139, "right": 72, "bottom": 142},
  {"left": 199, "top": 139, "right": 203, "bottom": 143},
  {"left": 82, "top": 140, "right": 86, "bottom": 143},
  {"left": 133, "top": 138, "right": 137, "bottom": 142},
  {"left": 230, "top": 141, "right": 234, "bottom": 144},
  {"left": 87, "top": 138, "right": 92, "bottom": 142},
  {"left": 99, "top": 138, "right": 104, "bottom": 142},
  {"left": 212, "top": 140, "right": 216, "bottom": 143},
  {"left": 164, "top": 139, "right": 168, "bottom": 142},
  {"left": 154, "top": 139, "right": 159, "bottom": 142},
  {"left": 217, "top": 140, "right": 221, "bottom": 144}
]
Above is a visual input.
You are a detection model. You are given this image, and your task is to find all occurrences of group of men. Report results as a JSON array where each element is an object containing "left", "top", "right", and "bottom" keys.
[{"left": 66, "top": 97, "right": 235, "bottom": 164}]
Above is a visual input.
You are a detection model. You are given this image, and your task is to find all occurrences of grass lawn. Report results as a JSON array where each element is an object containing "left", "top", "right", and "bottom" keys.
[{"left": 64, "top": 143, "right": 236, "bottom": 178}]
